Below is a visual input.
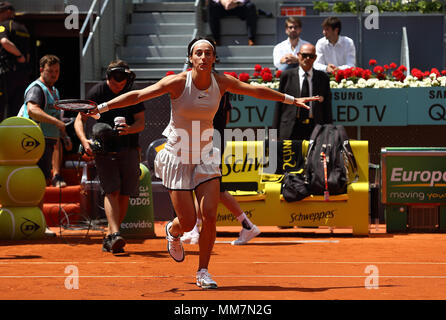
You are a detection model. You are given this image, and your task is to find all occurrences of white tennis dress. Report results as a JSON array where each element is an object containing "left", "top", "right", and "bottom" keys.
[{"left": 154, "top": 71, "right": 222, "bottom": 190}]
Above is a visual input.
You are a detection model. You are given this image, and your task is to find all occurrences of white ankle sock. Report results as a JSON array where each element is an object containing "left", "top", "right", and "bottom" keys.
[{"left": 237, "top": 212, "right": 253, "bottom": 229}]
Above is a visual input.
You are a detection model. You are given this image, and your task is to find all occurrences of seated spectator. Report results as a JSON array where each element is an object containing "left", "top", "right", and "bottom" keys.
[
  {"left": 208, "top": 0, "right": 257, "bottom": 46},
  {"left": 273, "top": 17, "right": 309, "bottom": 71},
  {"left": 313, "top": 16, "right": 356, "bottom": 74}
]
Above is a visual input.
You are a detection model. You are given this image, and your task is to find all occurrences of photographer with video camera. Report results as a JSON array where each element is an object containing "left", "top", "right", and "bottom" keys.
[{"left": 74, "top": 60, "right": 145, "bottom": 254}]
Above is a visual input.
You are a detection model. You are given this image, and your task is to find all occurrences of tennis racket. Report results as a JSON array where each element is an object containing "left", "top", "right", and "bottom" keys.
[
  {"left": 321, "top": 151, "right": 329, "bottom": 201},
  {"left": 55, "top": 99, "right": 100, "bottom": 119}
]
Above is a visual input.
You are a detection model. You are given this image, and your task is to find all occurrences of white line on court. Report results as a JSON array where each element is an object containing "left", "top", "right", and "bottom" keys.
[
  {"left": 215, "top": 240, "right": 340, "bottom": 244},
  {"left": 214, "top": 261, "right": 446, "bottom": 265},
  {"left": 0, "top": 261, "right": 145, "bottom": 265},
  {"left": 0, "top": 275, "right": 446, "bottom": 279},
  {"left": 1, "top": 261, "right": 446, "bottom": 265}
]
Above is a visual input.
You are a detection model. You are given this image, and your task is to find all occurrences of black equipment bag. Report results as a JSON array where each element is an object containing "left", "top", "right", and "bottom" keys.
[
  {"left": 281, "top": 172, "right": 310, "bottom": 202},
  {"left": 304, "top": 124, "right": 358, "bottom": 196}
]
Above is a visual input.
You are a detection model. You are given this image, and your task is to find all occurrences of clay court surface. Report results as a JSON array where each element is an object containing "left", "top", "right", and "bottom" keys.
[{"left": 1, "top": 222, "right": 446, "bottom": 301}]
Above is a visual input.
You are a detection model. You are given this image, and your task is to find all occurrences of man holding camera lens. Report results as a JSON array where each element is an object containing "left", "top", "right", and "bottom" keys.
[{"left": 74, "top": 60, "right": 145, "bottom": 254}]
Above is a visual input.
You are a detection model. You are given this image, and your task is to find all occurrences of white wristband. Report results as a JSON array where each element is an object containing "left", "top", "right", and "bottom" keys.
[
  {"left": 283, "top": 94, "right": 295, "bottom": 104},
  {"left": 97, "top": 102, "right": 109, "bottom": 113}
]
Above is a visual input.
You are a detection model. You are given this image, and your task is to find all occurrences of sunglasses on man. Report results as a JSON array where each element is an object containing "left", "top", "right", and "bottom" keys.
[{"left": 299, "top": 53, "right": 317, "bottom": 60}]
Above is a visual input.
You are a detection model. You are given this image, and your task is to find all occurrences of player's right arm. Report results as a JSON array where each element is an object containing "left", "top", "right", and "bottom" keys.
[{"left": 98, "top": 73, "right": 186, "bottom": 112}]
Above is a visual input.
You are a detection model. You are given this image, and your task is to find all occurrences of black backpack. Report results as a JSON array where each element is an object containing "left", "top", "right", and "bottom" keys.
[{"left": 304, "top": 124, "right": 358, "bottom": 197}]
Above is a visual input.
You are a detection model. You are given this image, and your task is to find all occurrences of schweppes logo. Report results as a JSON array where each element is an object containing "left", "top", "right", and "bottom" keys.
[
  {"left": 21, "top": 133, "right": 41, "bottom": 153},
  {"left": 222, "top": 153, "right": 266, "bottom": 177}
]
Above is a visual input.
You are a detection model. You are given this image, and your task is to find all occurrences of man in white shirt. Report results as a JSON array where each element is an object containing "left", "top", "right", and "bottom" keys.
[
  {"left": 313, "top": 16, "right": 356, "bottom": 74},
  {"left": 273, "top": 17, "right": 309, "bottom": 71}
]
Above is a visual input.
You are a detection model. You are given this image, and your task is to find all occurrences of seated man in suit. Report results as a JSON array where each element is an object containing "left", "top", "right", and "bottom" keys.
[{"left": 273, "top": 43, "right": 332, "bottom": 141}]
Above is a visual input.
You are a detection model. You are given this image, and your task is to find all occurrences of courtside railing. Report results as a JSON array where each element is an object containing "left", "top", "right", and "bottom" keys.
[
  {"left": 182, "top": 0, "right": 206, "bottom": 72},
  {"left": 79, "top": 0, "right": 131, "bottom": 98}
]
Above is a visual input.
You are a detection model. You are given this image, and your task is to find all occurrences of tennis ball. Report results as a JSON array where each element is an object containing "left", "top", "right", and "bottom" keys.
[
  {"left": 0, "top": 166, "right": 46, "bottom": 206},
  {"left": 139, "top": 163, "right": 149, "bottom": 181},
  {"left": 0, "top": 207, "right": 14, "bottom": 240},
  {"left": 0, "top": 207, "right": 46, "bottom": 240},
  {"left": 0, "top": 117, "right": 45, "bottom": 165}
]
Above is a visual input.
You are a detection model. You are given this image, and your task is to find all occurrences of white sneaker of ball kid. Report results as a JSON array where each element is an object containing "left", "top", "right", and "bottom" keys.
[
  {"left": 180, "top": 229, "right": 200, "bottom": 244},
  {"left": 231, "top": 225, "right": 261, "bottom": 245}
]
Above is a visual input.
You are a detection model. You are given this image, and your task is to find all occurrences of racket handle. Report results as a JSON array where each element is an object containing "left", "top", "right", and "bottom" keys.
[{"left": 90, "top": 113, "right": 100, "bottom": 120}]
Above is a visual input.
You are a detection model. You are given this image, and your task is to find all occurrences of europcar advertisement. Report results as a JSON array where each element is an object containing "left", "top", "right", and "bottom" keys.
[{"left": 381, "top": 148, "right": 446, "bottom": 204}]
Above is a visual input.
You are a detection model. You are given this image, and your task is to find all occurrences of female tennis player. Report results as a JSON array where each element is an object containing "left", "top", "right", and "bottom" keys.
[{"left": 90, "top": 37, "right": 320, "bottom": 289}]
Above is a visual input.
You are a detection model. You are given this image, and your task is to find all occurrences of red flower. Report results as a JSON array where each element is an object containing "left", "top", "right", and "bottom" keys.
[
  {"left": 352, "top": 67, "right": 363, "bottom": 78},
  {"left": 335, "top": 69, "right": 344, "bottom": 82},
  {"left": 369, "top": 59, "right": 377, "bottom": 66},
  {"left": 411, "top": 68, "right": 424, "bottom": 80},
  {"left": 363, "top": 69, "right": 372, "bottom": 80},
  {"left": 441, "top": 70, "right": 446, "bottom": 76},
  {"left": 398, "top": 65, "right": 407, "bottom": 72},
  {"left": 343, "top": 68, "right": 353, "bottom": 79},
  {"left": 261, "top": 67, "right": 272, "bottom": 76},
  {"left": 373, "top": 66, "right": 384, "bottom": 74},
  {"left": 384, "top": 64, "right": 390, "bottom": 70},
  {"left": 165, "top": 71, "right": 175, "bottom": 76},
  {"left": 224, "top": 71, "right": 238, "bottom": 79},
  {"left": 262, "top": 72, "right": 273, "bottom": 82},
  {"left": 389, "top": 62, "right": 397, "bottom": 69},
  {"left": 275, "top": 70, "right": 282, "bottom": 78},
  {"left": 392, "top": 70, "right": 405, "bottom": 82},
  {"left": 238, "top": 72, "right": 250, "bottom": 82},
  {"left": 431, "top": 68, "right": 440, "bottom": 77},
  {"left": 254, "top": 64, "right": 262, "bottom": 72},
  {"left": 253, "top": 72, "right": 261, "bottom": 77}
]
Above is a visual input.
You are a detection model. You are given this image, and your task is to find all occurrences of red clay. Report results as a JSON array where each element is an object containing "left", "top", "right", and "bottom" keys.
[{"left": 1, "top": 222, "right": 446, "bottom": 300}]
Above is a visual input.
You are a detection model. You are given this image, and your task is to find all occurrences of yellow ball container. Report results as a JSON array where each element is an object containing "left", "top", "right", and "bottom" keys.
[
  {"left": 0, "top": 117, "right": 45, "bottom": 165},
  {"left": 0, "top": 165, "right": 46, "bottom": 206},
  {"left": 0, "top": 207, "right": 46, "bottom": 240}
]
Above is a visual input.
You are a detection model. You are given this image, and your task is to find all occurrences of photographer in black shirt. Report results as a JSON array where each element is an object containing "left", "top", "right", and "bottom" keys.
[{"left": 74, "top": 60, "right": 145, "bottom": 254}]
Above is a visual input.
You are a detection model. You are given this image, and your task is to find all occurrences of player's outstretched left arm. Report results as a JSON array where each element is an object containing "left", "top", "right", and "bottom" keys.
[{"left": 219, "top": 73, "right": 321, "bottom": 110}]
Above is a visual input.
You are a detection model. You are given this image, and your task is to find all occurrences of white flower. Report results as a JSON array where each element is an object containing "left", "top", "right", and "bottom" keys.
[{"left": 429, "top": 73, "right": 438, "bottom": 80}]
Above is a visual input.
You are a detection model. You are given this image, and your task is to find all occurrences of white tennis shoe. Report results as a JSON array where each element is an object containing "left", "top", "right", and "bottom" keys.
[
  {"left": 231, "top": 225, "right": 261, "bottom": 245},
  {"left": 165, "top": 221, "right": 185, "bottom": 262},
  {"left": 180, "top": 229, "right": 200, "bottom": 244},
  {"left": 196, "top": 269, "right": 218, "bottom": 289}
]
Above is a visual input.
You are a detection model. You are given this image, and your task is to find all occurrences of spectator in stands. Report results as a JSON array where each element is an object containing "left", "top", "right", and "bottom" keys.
[
  {"left": 273, "top": 43, "right": 332, "bottom": 141},
  {"left": 273, "top": 17, "right": 309, "bottom": 71},
  {"left": 0, "top": 1, "right": 31, "bottom": 120},
  {"left": 314, "top": 16, "right": 356, "bottom": 74},
  {"left": 208, "top": 0, "right": 257, "bottom": 46}
]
